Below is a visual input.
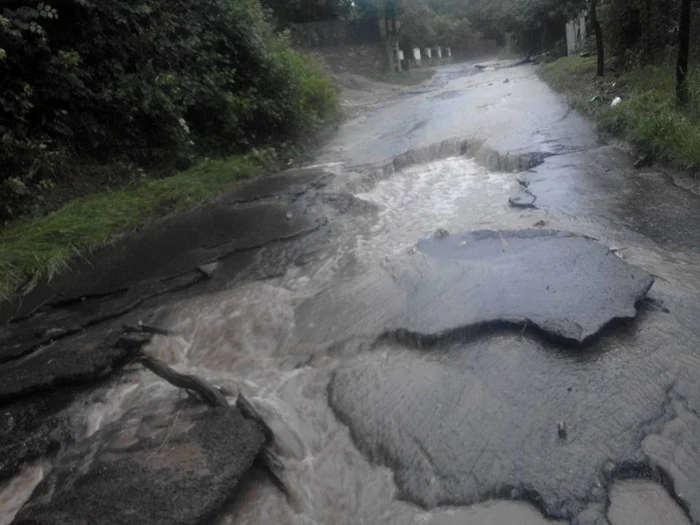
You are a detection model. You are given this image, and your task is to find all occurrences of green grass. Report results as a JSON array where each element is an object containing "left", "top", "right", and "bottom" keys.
[
  {"left": 0, "top": 152, "right": 275, "bottom": 302},
  {"left": 539, "top": 56, "right": 700, "bottom": 170},
  {"left": 368, "top": 69, "right": 436, "bottom": 86}
]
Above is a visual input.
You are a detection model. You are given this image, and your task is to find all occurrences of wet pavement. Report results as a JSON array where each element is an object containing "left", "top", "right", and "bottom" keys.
[{"left": 3, "top": 60, "right": 700, "bottom": 525}]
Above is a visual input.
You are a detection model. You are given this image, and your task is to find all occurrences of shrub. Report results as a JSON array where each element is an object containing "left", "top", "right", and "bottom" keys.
[{"left": 0, "top": 0, "right": 338, "bottom": 221}]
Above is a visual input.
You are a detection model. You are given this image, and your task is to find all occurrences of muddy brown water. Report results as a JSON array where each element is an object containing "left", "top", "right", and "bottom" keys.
[{"left": 3, "top": 62, "right": 700, "bottom": 525}]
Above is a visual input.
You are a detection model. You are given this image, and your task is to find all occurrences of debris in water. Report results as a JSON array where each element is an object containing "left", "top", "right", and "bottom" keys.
[
  {"left": 558, "top": 421, "right": 567, "bottom": 439},
  {"left": 509, "top": 190, "right": 537, "bottom": 209},
  {"left": 137, "top": 354, "right": 288, "bottom": 496}
]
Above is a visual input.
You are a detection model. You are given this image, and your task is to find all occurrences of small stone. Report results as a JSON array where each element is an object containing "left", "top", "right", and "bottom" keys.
[
  {"left": 286, "top": 211, "right": 294, "bottom": 220},
  {"left": 558, "top": 421, "right": 567, "bottom": 439},
  {"left": 196, "top": 262, "right": 220, "bottom": 279},
  {"left": 432, "top": 228, "right": 450, "bottom": 239}
]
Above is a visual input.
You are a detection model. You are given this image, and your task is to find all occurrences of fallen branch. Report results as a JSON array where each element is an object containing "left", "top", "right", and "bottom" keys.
[
  {"left": 137, "top": 355, "right": 229, "bottom": 408},
  {"left": 136, "top": 353, "right": 287, "bottom": 496}
]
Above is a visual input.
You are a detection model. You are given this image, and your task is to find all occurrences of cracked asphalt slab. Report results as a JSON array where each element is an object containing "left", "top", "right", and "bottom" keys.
[
  {"left": 328, "top": 319, "right": 690, "bottom": 519},
  {"left": 3, "top": 60, "right": 700, "bottom": 524},
  {"left": 13, "top": 400, "right": 265, "bottom": 525},
  {"left": 402, "top": 229, "right": 653, "bottom": 344}
]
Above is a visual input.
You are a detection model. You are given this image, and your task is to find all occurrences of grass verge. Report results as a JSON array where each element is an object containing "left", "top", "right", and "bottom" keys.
[
  {"left": 539, "top": 56, "right": 700, "bottom": 170},
  {"left": 368, "top": 69, "right": 436, "bottom": 86},
  {"left": 0, "top": 150, "right": 283, "bottom": 303}
]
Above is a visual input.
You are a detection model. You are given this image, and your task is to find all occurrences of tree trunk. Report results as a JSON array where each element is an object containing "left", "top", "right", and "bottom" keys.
[
  {"left": 590, "top": 0, "right": 605, "bottom": 76},
  {"left": 677, "top": 0, "right": 692, "bottom": 105},
  {"left": 541, "top": 21, "right": 548, "bottom": 54}
]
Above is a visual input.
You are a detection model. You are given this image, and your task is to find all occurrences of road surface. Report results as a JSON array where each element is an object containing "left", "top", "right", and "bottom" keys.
[{"left": 3, "top": 60, "right": 700, "bottom": 525}]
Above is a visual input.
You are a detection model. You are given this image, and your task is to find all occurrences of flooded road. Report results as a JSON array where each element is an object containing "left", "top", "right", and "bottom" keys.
[{"left": 4, "top": 61, "right": 700, "bottom": 525}]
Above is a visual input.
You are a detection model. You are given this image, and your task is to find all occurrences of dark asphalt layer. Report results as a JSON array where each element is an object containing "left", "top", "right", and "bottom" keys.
[{"left": 402, "top": 229, "right": 653, "bottom": 343}]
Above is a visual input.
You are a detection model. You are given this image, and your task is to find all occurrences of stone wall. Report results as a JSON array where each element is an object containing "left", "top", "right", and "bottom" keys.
[
  {"left": 303, "top": 45, "right": 389, "bottom": 74},
  {"left": 290, "top": 19, "right": 381, "bottom": 48},
  {"left": 290, "top": 19, "right": 387, "bottom": 74}
]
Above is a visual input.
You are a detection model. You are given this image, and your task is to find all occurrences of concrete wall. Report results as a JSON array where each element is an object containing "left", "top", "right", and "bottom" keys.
[
  {"left": 302, "top": 45, "right": 388, "bottom": 75},
  {"left": 566, "top": 11, "right": 587, "bottom": 56}
]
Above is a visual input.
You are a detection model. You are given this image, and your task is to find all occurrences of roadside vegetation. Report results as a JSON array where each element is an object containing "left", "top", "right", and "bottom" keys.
[
  {"left": 540, "top": 57, "right": 700, "bottom": 170},
  {"left": 0, "top": 0, "right": 338, "bottom": 301},
  {"left": 536, "top": 0, "right": 699, "bottom": 171},
  {"left": 0, "top": 152, "right": 283, "bottom": 301}
]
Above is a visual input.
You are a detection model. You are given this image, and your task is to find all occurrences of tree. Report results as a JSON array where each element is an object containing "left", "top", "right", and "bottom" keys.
[
  {"left": 590, "top": 0, "right": 604, "bottom": 76},
  {"left": 458, "top": 0, "right": 588, "bottom": 53},
  {"left": 676, "top": 0, "right": 692, "bottom": 104}
]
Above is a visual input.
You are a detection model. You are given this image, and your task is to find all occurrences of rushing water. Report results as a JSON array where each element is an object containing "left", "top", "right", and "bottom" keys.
[{"left": 3, "top": 155, "right": 699, "bottom": 524}]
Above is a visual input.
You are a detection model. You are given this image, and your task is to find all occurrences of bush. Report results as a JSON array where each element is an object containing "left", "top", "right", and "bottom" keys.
[
  {"left": 0, "top": 0, "right": 338, "bottom": 221},
  {"left": 597, "top": 66, "right": 700, "bottom": 169}
]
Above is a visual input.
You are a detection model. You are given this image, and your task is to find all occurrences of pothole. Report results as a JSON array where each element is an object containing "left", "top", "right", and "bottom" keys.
[{"left": 376, "top": 137, "right": 553, "bottom": 178}]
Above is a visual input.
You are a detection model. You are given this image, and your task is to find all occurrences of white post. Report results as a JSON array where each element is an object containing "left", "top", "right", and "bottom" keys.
[
  {"left": 436, "top": 47, "right": 443, "bottom": 59},
  {"left": 424, "top": 47, "right": 432, "bottom": 59},
  {"left": 446, "top": 47, "right": 452, "bottom": 58}
]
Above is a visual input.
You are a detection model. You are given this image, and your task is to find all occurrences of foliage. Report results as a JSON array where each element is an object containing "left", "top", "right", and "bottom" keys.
[
  {"left": 0, "top": 0, "right": 338, "bottom": 222},
  {"left": 261, "top": 0, "right": 354, "bottom": 26},
  {"left": 463, "top": 0, "right": 587, "bottom": 50},
  {"left": 540, "top": 56, "right": 700, "bottom": 170},
  {"left": 398, "top": 1, "right": 473, "bottom": 50},
  {"left": 352, "top": 0, "right": 474, "bottom": 52},
  {"left": 600, "top": 0, "right": 680, "bottom": 64},
  {"left": 0, "top": 150, "right": 281, "bottom": 302}
]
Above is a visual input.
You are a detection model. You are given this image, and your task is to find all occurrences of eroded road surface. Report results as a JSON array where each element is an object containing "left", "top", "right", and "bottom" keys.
[{"left": 3, "top": 60, "right": 700, "bottom": 525}]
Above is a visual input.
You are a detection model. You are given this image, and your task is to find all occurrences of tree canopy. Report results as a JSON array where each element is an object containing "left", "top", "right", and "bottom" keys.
[{"left": 0, "top": 0, "right": 337, "bottom": 220}]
